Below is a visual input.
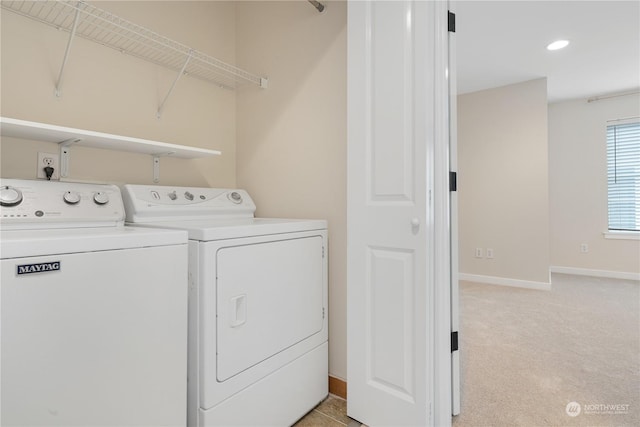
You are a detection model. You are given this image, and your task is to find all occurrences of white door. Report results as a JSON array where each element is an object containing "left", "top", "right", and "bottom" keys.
[{"left": 347, "top": 1, "right": 450, "bottom": 425}]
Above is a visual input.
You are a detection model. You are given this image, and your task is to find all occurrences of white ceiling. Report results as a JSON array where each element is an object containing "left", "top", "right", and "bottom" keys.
[{"left": 455, "top": 1, "right": 640, "bottom": 102}]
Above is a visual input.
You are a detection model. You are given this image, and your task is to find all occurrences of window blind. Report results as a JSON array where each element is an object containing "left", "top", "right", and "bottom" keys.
[{"left": 607, "top": 121, "right": 640, "bottom": 231}]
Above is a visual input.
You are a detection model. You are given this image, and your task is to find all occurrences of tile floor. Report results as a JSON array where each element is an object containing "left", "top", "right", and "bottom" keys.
[{"left": 294, "top": 395, "right": 360, "bottom": 427}]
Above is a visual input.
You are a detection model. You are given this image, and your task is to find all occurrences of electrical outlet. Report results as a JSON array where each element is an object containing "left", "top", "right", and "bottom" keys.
[
  {"left": 36, "top": 152, "right": 60, "bottom": 180},
  {"left": 580, "top": 243, "right": 589, "bottom": 253},
  {"left": 475, "top": 248, "right": 483, "bottom": 258},
  {"left": 486, "top": 248, "right": 494, "bottom": 259}
]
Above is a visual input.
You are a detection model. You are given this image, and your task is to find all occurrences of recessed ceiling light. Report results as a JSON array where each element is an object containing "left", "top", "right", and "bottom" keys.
[{"left": 547, "top": 40, "right": 570, "bottom": 51}]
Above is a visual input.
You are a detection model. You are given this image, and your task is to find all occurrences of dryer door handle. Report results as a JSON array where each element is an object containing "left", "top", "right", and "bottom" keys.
[{"left": 229, "top": 294, "right": 247, "bottom": 328}]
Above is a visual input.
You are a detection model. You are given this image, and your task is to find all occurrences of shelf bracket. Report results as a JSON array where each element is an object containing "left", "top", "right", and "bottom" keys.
[
  {"left": 157, "top": 50, "right": 194, "bottom": 118},
  {"left": 55, "top": 3, "right": 82, "bottom": 98},
  {"left": 307, "top": 0, "right": 325, "bottom": 13},
  {"left": 152, "top": 151, "right": 176, "bottom": 183},
  {"left": 153, "top": 156, "right": 160, "bottom": 183},
  {"left": 58, "top": 137, "right": 83, "bottom": 178}
]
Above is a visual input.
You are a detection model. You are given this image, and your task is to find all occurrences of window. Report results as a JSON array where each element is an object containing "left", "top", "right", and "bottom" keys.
[{"left": 607, "top": 120, "right": 640, "bottom": 232}]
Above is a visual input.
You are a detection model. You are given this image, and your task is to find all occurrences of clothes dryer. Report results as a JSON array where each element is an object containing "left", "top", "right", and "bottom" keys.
[
  {"left": 121, "top": 185, "right": 328, "bottom": 427},
  {"left": 0, "top": 179, "right": 188, "bottom": 426}
]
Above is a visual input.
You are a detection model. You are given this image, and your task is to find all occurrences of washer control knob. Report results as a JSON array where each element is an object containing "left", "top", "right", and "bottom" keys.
[
  {"left": 228, "top": 191, "right": 242, "bottom": 204},
  {"left": 63, "top": 191, "right": 81, "bottom": 205},
  {"left": 184, "top": 191, "right": 194, "bottom": 201},
  {"left": 0, "top": 186, "right": 23, "bottom": 207},
  {"left": 168, "top": 191, "right": 177, "bottom": 201},
  {"left": 93, "top": 191, "right": 109, "bottom": 205}
]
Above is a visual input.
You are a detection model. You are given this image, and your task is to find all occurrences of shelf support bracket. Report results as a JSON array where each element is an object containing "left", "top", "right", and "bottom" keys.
[
  {"left": 153, "top": 156, "right": 161, "bottom": 183},
  {"left": 307, "top": 0, "right": 325, "bottom": 13},
  {"left": 152, "top": 151, "right": 176, "bottom": 183},
  {"left": 157, "top": 50, "right": 193, "bottom": 118},
  {"left": 58, "top": 138, "right": 82, "bottom": 178},
  {"left": 55, "top": 3, "right": 82, "bottom": 98}
]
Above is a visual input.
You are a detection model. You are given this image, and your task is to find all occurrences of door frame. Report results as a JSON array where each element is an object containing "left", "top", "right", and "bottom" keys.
[
  {"left": 448, "top": 0, "right": 461, "bottom": 417},
  {"left": 433, "top": 1, "right": 454, "bottom": 425}
]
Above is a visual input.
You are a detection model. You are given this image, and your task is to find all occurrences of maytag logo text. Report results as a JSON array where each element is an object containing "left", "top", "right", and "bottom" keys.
[{"left": 17, "top": 261, "right": 61, "bottom": 275}]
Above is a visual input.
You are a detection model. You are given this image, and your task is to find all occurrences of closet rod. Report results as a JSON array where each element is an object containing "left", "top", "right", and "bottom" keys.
[
  {"left": 587, "top": 90, "right": 640, "bottom": 103},
  {"left": 606, "top": 116, "right": 640, "bottom": 123},
  {"left": 307, "top": 0, "right": 325, "bottom": 13}
]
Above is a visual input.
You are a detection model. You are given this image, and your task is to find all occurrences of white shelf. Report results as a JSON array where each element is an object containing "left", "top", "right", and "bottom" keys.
[
  {"left": 0, "top": 117, "right": 221, "bottom": 158},
  {"left": 1, "top": 0, "right": 267, "bottom": 91},
  {"left": 1, "top": 117, "right": 221, "bottom": 182}
]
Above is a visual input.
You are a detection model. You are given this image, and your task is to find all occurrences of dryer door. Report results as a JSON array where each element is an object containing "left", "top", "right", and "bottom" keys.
[
  {"left": 215, "top": 236, "right": 324, "bottom": 382},
  {"left": 198, "top": 230, "right": 328, "bottom": 410}
]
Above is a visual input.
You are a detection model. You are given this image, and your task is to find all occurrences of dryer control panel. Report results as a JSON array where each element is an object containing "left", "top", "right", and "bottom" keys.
[
  {"left": 121, "top": 184, "right": 257, "bottom": 223},
  {"left": 0, "top": 179, "right": 125, "bottom": 229}
]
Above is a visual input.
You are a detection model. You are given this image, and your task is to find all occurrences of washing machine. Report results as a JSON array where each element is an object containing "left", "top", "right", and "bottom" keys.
[
  {"left": 121, "top": 184, "right": 328, "bottom": 427},
  {"left": 0, "top": 179, "right": 188, "bottom": 426}
]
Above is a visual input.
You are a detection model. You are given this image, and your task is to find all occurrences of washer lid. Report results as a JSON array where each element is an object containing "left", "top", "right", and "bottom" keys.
[
  {"left": 0, "top": 226, "right": 187, "bottom": 259},
  {"left": 126, "top": 217, "right": 327, "bottom": 241}
]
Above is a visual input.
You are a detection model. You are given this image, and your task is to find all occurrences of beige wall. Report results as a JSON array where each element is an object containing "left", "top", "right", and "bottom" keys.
[
  {"left": 1, "top": 0, "right": 349, "bottom": 382},
  {"left": 1, "top": 1, "right": 237, "bottom": 187},
  {"left": 549, "top": 94, "right": 640, "bottom": 274},
  {"left": 235, "top": 1, "right": 348, "bottom": 379},
  {"left": 458, "top": 79, "right": 550, "bottom": 284}
]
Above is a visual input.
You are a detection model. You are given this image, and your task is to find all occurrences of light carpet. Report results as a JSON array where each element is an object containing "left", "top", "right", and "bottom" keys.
[{"left": 453, "top": 273, "right": 639, "bottom": 427}]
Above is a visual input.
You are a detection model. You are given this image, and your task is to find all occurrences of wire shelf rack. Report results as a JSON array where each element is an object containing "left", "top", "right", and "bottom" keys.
[{"left": 1, "top": 0, "right": 267, "bottom": 90}]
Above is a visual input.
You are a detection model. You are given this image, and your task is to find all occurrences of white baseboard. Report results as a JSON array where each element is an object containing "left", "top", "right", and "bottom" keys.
[
  {"left": 550, "top": 266, "right": 640, "bottom": 281},
  {"left": 459, "top": 273, "right": 551, "bottom": 291}
]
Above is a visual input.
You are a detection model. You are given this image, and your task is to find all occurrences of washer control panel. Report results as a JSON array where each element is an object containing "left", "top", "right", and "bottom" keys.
[
  {"left": 0, "top": 179, "right": 125, "bottom": 229},
  {"left": 121, "top": 184, "right": 256, "bottom": 223}
]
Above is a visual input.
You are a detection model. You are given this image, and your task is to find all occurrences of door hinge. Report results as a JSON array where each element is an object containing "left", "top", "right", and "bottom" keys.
[
  {"left": 322, "top": 307, "right": 325, "bottom": 319},
  {"left": 322, "top": 246, "right": 325, "bottom": 258},
  {"left": 448, "top": 11, "right": 456, "bottom": 33},
  {"left": 449, "top": 171, "right": 457, "bottom": 192},
  {"left": 451, "top": 331, "right": 459, "bottom": 352}
]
